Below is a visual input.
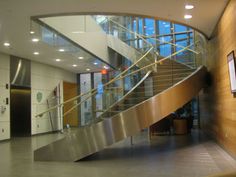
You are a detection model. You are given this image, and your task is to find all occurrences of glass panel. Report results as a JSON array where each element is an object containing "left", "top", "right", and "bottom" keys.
[
  {"left": 138, "top": 18, "right": 143, "bottom": 34},
  {"left": 175, "top": 33, "right": 188, "bottom": 40},
  {"left": 144, "top": 18, "right": 155, "bottom": 36},
  {"left": 176, "top": 40, "right": 187, "bottom": 55},
  {"left": 158, "top": 21, "right": 171, "bottom": 35},
  {"left": 80, "top": 73, "right": 92, "bottom": 126},
  {"left": 158, "top": 36, "right": 172, "bottom": 56},
  {"left": 94, "top": 73, "right": 103, "bottom": 117},
  {"left": 133, "top": 18, "right": 138, "bottom": 48},
  {"left": 174, "top": 24, "right": 187, "bottom": 32}
]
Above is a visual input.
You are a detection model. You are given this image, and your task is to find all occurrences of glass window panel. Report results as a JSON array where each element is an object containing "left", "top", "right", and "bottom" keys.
[
  {"left": 138, "top": 18, "right": 143, "bottom": 34},
  {"left": 80, "top": 73, "right": 92, "bottom": 126},
  {"left": 189, "top": 32, "right": 193, "bottom": 38},
  {"left": 147, "top": 38, "right": 156, "bottom": 46},
  {"left": 176, "top": 40, "right": 188, "bottom": 56},
  {"left": 174, "top": 24, "right": 187, "bottom": 32},
  {"left": 158, "top": 36, "right": 172, "bottom": 56},
  {"left": 159, "top": 44, "right": 172, "bottom": 57},
  {"left": 175, "top": 33, "right": 188, "bottom": 40},
  {"left": 158, "top": 21, "right": 171, "bottom": 35},
  {"left": 144, "top": 18, "right": 155, "bottom": 36},
  {"left": 125, "top": 17, "right": 132, "bottom": 45},
  {"left": 158, "top": 36, "right": 172, "bottom": 43},
  {"left": 132, "top": 19, "right": 138, "bottom": 48},
  {"left": 133, "top": 18, "right": 137, "bottom": 33}
]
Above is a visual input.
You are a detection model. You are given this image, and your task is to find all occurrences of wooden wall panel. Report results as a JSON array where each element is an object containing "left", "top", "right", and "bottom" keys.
[{"left": 200, "top": 0, "right": 236, "bottom": 156}]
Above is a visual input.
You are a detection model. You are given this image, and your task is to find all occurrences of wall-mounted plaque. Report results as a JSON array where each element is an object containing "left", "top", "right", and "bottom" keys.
[{"left": 227, "top": 51, "right": 236, "bottom": 93}]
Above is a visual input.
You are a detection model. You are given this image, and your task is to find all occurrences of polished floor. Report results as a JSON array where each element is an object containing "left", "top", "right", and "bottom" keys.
[{"left": 0, "top": 130, "right": 236, "bottom": 177}]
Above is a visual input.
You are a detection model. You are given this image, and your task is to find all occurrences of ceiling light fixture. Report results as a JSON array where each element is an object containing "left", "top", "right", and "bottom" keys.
[
  {"left": 30, "top": 31, "right": 35, "bottom": 34},
  {"left": 184, "top": 14, "right": 192, "bottom": 19},
  {"left": 3, "top": 42, "right": 10, "bottom": 47},
  {"left": 185, "top": 4, "right": 194, "bottom": 10},
  {"left": 72, "top": 64, "right": 77, "bottom": 67},
  {"left": 78, "top": 56, "right": 84, "bottom": 60},
  {"left": 103, "top": 66, "right": 109, "bottom": 70},
  {"left": 86, "top": 68, "right": 90, "bottom": 71},
  {"left": 55, "top": 59, "right": 61, "bottom": 62},
  {"left": 33, "top": 52, "right": 39, "bottom": 55},
  {"left": 93, "top": 62, "right": 98, "bottom": 65},
  {"left": 32, "top": 38, "right": 39, "bottom": 42},
  {"left": 59, "top": 48, "right": 65, "bottom": 52}
]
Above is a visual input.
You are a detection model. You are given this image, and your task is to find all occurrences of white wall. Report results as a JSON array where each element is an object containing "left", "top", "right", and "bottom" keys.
[
  {"left": 0, "top": 53, "right": 10, "bottom": 141},
  {"left": 31, "top": 61, "right": 76, "bottom": 135}
]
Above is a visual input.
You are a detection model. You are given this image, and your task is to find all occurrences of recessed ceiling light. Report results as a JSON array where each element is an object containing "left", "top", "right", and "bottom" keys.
[
  {"left": 32, "top": 38, "right": 39, "bottom": 42},
  {"left": 93, "top": 62, "right": 98, "bottom": 65},
  {"left": 59, "top": 48, "right": 65, "bottom": 52},
  {"left": 103, "top": 66, "right": 109, "bottom": 69},
  {"left": 86, "top": 68, "right": 90, "bottom": 71},
  {"left": 3, "top": 42, "right": 10, "bottom": 47},
  {"left": 78, "top": 56, "right": 84, "bottom": 60},
  {"left": 72, "top": 64, "right": 77, "bottom": 67},
  {"left": 33, "top": 52, "right": 39, "bottom": 55},
  {"left": 144, "top": 26, "right": 147, "bottom": 28},
  {"left": 184, "top": 14, "right": 192, "bottom": 19},
  {"left": 30, "top": 31, "right": 35, "bottom": 34},
  {"left": 55, "top": 59, "right": 61, "bottom": 62},
  {"left": 185, "top": 4, "right": 194, "bottom": 10}
]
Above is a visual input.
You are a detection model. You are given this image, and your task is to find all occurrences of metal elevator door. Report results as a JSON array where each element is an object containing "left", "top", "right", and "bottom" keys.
[{"left": 10, "top": 86, "right": 31, "bottom": 137}]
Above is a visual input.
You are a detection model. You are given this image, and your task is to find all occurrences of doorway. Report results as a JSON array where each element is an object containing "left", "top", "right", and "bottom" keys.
[
  {"left": 10, "top": 85, "right": 31, "bottom": 137},
  {"left": 63, "top": 81, "right": 79, "bottom": 127}
]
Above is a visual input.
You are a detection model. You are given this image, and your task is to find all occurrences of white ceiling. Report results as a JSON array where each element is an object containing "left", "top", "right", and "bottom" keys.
[{"left": 0, "top": 0, "right": 229, "bottom": 73}]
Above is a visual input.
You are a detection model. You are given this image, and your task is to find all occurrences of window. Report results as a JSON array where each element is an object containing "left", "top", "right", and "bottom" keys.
[
  {"left": 158, "top": 21, "right": 171, "bottom": 35},
  {"left": 174, "top": 24, "right": 187, "bottom": 32}
]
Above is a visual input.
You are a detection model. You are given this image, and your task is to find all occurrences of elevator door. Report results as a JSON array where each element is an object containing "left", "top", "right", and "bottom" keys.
[{"left": 10, "top": 86, "right": 31, "bottom": 137}]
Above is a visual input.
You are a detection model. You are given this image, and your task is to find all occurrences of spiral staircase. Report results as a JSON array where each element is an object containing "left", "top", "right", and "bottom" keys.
[{"left": 34, "top": 16, "right": 207, "bottom": 161}]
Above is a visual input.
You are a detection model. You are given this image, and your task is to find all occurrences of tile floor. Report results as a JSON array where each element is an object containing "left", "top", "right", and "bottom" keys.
[{"left": 0, "top": 130, "right": 236, "bottom": 177}]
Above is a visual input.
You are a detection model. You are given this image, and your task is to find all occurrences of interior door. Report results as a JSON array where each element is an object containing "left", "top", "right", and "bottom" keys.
[
  {"left": 10, "top": 86, "right": 31, "bottom": 137},
  {"left": 63, "top": 82, "right": 79, "bottom": 127}
]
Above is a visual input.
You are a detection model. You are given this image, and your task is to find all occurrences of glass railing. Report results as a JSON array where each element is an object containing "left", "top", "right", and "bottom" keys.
[
  {"left": 97, "top": 40, "right": 204, "bottom": 119},
  {"left": 35, "top": 40, "right": 202, "bottom": 128},
  {"left": 35, "top": 16, "right": 156, "bottom": 127},
  {"left": 93, "top": 16, "right": 157, "bottom": 68},
  {"left": 93, "top": 16, "right": 202, "bottom": 69}
]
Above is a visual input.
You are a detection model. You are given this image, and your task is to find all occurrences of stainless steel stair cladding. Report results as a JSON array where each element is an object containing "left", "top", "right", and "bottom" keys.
[{"left": 34, "top": 66, "right": 207, "bottom": 161}]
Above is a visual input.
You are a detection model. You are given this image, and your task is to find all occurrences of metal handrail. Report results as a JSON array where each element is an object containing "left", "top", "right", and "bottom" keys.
[
  {"left": 62, "top": 42, "right": 197, "bottom": 118},
  {"left": 62, "top": 47, "right": 153, "bottom": 117},
  {"left": 105, "top": 17, "right": 197, "bottom": 54},
  {"left": 35, "top": 18, "right": 200, "bottom": 118},
  {"left": 35, "top": 19, "right": 154, "bottom": 118},
  {"left": 97, "top": 70, "right": 152, "bottom": 119}
]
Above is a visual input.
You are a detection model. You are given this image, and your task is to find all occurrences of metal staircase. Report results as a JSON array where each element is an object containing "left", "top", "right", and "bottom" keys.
[
  {"left": 33, "top": 16, "right": 207, "bottom": 161},
  {"left": 34, "top": 66, "right": 206, "bottom": 161}
]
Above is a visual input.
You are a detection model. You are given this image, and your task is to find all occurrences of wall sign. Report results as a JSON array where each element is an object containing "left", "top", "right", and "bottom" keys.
[
  {"left": 36, "top": 92, "right": 43, "bottom": 103},
  {"left": 227, "top": 51, "right": 236, "bottom": 93}
]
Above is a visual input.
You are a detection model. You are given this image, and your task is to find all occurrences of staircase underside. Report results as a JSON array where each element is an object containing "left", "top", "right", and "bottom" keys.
[{"left": 34, "top": 66, "right": 207, "bottom": 161}]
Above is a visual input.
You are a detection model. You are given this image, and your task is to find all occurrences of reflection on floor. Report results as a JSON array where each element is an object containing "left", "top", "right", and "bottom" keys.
[{"left": 0, "top": 130, "right": 236, "bottom": 177}]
